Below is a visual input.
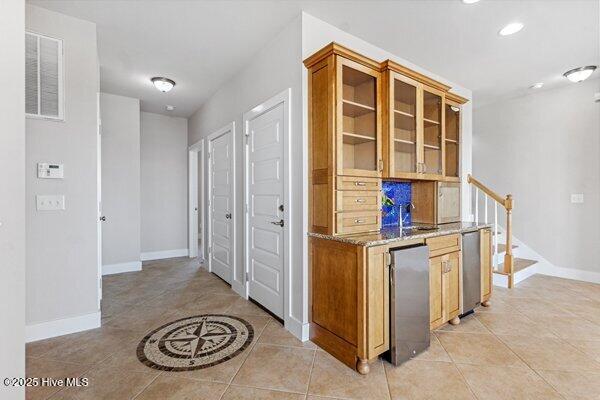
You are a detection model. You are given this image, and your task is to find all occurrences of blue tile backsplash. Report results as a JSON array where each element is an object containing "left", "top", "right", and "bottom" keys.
[{"left": 382, "top": 181, "right": 412, "bottom": 227}]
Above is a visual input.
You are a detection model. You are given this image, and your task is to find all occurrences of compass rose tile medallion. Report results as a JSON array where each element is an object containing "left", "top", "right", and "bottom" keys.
[{"left": 137, "top": 314, "right": 254, "bottom": 371}]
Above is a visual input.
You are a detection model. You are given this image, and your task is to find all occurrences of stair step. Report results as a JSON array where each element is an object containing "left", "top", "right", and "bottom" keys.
[
  {"left": 494, "top": 258, "right": 537, "bottom": 276},
  {"left": 496, "top": 243, "right": 518, "bottom": 253}
]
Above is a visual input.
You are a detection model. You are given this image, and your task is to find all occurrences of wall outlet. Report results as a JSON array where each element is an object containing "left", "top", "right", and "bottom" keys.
[
  {"left": 571, "top": 193, "right": 584, "bottom": 204},
  {"left": 36, "top": 195, "right": 65, "bottom": 211}
]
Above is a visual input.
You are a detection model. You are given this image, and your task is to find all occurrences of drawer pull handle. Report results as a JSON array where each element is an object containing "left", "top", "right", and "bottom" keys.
[
  {"left": 355, "top": 198, "right": 366, "bottom": 203},
  {"left": 354, "top": 219, "right": 365, "bottom": 224},
  {"left": 354, "top": 182, "right": 366, "bottom": 186}
]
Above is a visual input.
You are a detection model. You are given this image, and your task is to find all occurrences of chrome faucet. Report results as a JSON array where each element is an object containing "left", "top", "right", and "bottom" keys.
[{"left": 398, "top": 203, "right": 415, "bottom": 230}]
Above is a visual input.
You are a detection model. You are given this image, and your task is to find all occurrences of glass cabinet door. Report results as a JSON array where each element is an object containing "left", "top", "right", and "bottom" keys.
[
  {"left": 392, "top": 76, "right": 418, "bottom": 176},
  {"left": 444, "top": 102, "right": 460, "bottom": 179},
  {"left": 338, "top": 60, "right": 380, "bottom": 176},
  {"left": 421, "top": 88, "right": 443, "bottom": 176}
]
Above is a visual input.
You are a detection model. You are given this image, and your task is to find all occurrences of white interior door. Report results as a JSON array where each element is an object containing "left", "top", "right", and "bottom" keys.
[
  {"left": 209, "top": 128, "right": 233, "bottom": 284},
  {"left": 246, "top": 102, "right": 285, "bottom": 318}
]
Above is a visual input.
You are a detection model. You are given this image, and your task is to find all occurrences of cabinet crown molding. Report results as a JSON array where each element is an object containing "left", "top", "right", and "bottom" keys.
[
  {"left": 445, "top": 91, "right": 469, "bottom": 105},
  {"left": 381, "top": 60, "right": 450, "bottom": 92},
  {"left": 303, "top": 42, "right": 381, "bottom": 70}
]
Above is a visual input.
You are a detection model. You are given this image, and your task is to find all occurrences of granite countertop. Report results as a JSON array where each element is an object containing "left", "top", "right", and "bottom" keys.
[{"left": 308, "top": 222, "right": 492, "bottom": 247}]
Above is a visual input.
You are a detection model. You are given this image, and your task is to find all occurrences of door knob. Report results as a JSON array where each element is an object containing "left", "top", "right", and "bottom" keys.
[
  {"left": 225, "top": 213, "right": 232, "bottom": 219},
  {"left": 99, "top": 216, "right": 106, "bottom": 222},
  {"left": 270, "top": 219, "right": 284, "bottom": 227}
]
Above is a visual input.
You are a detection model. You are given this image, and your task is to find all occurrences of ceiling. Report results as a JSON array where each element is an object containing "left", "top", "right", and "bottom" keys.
[{"left": 30, "top": 0, "right": 600, "bottom": 117}]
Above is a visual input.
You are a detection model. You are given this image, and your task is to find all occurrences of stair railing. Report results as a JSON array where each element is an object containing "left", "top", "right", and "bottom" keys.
[{"left": 467, "top": 174, "right": 515, "bottom": 288}]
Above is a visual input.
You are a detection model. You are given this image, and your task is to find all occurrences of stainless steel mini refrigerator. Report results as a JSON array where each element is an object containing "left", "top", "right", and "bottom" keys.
[{"left": 386, "top": 244, "right": 430, "bottom": 366}]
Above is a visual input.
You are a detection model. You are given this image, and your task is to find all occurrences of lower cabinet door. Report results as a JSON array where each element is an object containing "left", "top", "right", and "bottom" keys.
[
  {"left": 429, "top": 256, "right": 445, "bottom": 329},
  {"left": 446, "top": 251, "right": 461, "bottom": 319}
]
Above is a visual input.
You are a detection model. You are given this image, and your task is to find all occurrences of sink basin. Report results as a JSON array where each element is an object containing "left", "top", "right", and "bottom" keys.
[{"left": 403, "top": 225, "right": 440, "bottom": 232}]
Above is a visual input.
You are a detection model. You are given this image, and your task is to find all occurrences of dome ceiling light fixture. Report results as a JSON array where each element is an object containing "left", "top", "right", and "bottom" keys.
[
  {"left": 462, "top": 0, "right": 481, "bottom": 4},
  {"left": 151, "top": 77, "right": 176, "bottom": 92},
  {"left": 563, "top": 66, "right": 597, "bottom": 83},
  {"left": 529, "top": 82, "right": 544, "bottom": 89}
]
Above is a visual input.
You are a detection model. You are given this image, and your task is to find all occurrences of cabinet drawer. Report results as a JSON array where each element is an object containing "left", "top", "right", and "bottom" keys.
[
  {"left": 426, "top": 234, "right": 461, "bottom": 258},
  {"left": 336, "top": 190, "right": 380, "bottom": 212},
  {"left": 336, "top": 211, "right": 381, "bottom": 234},
  {"left": 336, "top": 176, "right": 381, "bottom": 191}
]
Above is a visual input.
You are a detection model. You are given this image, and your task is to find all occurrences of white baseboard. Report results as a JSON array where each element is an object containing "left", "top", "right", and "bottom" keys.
[
  {"left": 26, "top": 312, "right": 101, "bottom": 343},
  {"left": 285, "top": 316, "right": 310, "bottom": 342},
  {"left": 538, "top": 264, "right": 600, "bottom": 284},
  {"left": 102, "top": 261, "right": 142, "bottom": 276},
  {"left": 141, "top": 248, "right": 188, "bottom": 261}
]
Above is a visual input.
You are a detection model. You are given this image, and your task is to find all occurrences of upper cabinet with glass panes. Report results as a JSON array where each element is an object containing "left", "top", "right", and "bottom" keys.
[
  {"left": 304, "top": 43, "right": 468, "bottom": 235},
  {"left": 337, "top": 58, "right": 382, "bottom": 177},
  {"left": 381, "top": 60, "right": 466, "bottom": 181}
]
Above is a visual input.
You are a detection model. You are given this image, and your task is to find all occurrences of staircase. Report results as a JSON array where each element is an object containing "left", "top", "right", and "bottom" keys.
[{"left": 467, "top": 175, "right": 538, "bottom": 288}]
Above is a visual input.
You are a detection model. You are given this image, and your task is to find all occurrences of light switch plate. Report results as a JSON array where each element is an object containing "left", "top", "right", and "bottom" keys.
[
  {"left": 571, "top": 193, "right": 584, "bottom": 204},
  {"left": 37, "top": 195, "right": 65, "bottom": 211}
]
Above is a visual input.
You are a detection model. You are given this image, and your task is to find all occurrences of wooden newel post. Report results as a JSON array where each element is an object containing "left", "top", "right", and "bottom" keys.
[{"left": 504, "top": 194, "right": 514, "bottom": 288}]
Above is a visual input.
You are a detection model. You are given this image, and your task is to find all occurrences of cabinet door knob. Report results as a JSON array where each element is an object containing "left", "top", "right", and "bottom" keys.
[
  {"left": 355, "top": 198, "right": 366, "bottom": 203},
  {"left": 355, "top": 181, "right": 366, "bottom": 187},
  {"left": 354, "top": 219, "right": 365, "bottom": 224}
]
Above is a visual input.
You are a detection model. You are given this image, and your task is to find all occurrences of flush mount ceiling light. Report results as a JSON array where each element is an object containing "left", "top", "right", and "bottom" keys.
[
  {"left": 151, "top": 77, "right": 176, "bottom": 92},
  {"left": 563, "top": 66, "right": 597, "bottom": 83},
  {"left": 165, "top": 105, "right": 175, "bottom": 111},
  {"left": 462, "top": 0, "right": 481, "bottom": 4},
  {"left": 499, "top": 22, "right": 524, "bottom": 36},
  {"left": 529, "top": 82, "right": 544, "bottom": 89}
]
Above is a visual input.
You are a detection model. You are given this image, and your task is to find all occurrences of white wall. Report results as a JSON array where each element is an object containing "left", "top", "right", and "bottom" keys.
[
  {"left": 25, "top": 5, "right": 100, "bottom": 336},
  {"left": 474, "top": 79, "right": 600, "bottom": 274},
  {"left": 100, "top": 93, "right": 141, "bottom": 272},
  {"left": 141, "top": 112, "right": 188, "bottom": 258},
  {"left": 0, "top": 0, "right": 26, "bottom": 397},
  {"left": 188, "top": 15, "right": 304, "bottom": 336}
]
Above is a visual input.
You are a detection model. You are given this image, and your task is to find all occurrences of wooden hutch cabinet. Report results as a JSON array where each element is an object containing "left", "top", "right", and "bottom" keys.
[{"left": 305, "top": 43, "right": 487, "bottom": 376}]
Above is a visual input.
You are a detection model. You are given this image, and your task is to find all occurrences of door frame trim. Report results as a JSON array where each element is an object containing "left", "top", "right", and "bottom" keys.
[
  {"left": 243, "top": 88, "right": 292, "bottom": 321},
  {"left": 206, "top": 122, "right": 237, "bottom": 290},
  {"left": 188, "top": 138, "right": 205, "bottom": 261}
]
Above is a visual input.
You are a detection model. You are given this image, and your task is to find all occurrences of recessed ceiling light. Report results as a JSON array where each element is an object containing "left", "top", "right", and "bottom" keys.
[
  {"left": 529, "top": 82, "right": 544, "bottom": 89},
  {"left": 563, "top": 66, "right": 597, "bottom": 83},
  {"left": 462, "top": 0, "right": 481, "bottom": 4},
  {"left": 499, "top": 22, "right": 524, "bottom": 36},
  {"left": 165, "top": 105, "right": 175, "bottom": 111},
  {"left": 151, "top": 77, "right": 176, "bottom": 92}
]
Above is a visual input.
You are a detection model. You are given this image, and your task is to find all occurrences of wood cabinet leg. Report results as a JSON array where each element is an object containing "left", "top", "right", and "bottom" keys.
[
  {"left": 481, "top": 300, "right": 491, "bottom": 307},
  {"left": 449, "top": 316, "right": 461, "bottom": 325},
  {"left": 356, "top": 359, "right": 370, "bottom": 375}
]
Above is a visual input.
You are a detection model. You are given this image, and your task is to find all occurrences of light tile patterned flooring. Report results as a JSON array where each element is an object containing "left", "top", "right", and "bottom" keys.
[{"left": 26, "top": 257, "right": 600, "bottom": 400}]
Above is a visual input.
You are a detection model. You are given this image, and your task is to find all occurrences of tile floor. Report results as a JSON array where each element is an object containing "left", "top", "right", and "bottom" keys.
[{"left": 26, "top": 257, "right": 600, "bottom": 400}]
